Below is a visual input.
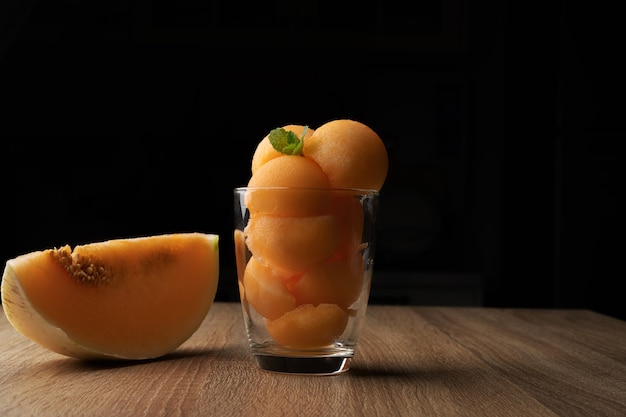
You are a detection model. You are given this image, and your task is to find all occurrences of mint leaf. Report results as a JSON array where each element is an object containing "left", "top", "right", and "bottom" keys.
[{"left": 268, "top": 127, "right": 308, "bottom": 156}]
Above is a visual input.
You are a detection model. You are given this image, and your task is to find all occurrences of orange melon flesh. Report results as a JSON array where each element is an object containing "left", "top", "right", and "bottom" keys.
[
  {"left": 245, "top": 214, "right": 340, "bottom": 274},
  {"left": 265, "top": 304, "right": 349, "bottom": 348},
  {"left": 303, "top": 119, "right": 388, "bottom": 191},
  {"left": 243, "top": 256, "right": 296, "bottom": 320},
  {"left": 290, "top": 257, "right": 364, "bottom": 309},
  {"left": 1, "top": 233, "right": 219, "bottom": 360},
  {"left": 251, "top": 124, "right": 315, "bottom": 174}
]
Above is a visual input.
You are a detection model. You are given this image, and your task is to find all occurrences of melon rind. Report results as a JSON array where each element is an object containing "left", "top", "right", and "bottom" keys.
[{"left": 2, "top": 263, "right": 111, "bottom": 359}]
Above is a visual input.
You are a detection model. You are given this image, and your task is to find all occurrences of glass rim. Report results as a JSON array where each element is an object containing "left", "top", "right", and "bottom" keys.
[{"left": 234, "top": 186, "right": 379, "bottom": 195}]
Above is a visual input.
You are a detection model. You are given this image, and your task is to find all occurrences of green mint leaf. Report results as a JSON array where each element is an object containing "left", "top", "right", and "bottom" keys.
[{"left": 268, "top": 127, "right": 307, "bottom": 156}]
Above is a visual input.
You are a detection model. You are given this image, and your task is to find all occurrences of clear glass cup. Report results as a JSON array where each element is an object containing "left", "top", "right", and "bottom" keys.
[{"left": 233, "top": 187, "right": 379, "bottom": 375}]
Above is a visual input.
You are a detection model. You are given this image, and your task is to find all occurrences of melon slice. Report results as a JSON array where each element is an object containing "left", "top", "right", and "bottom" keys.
[{"left": 0, "top": 233, "right": 219, "bottom": 360}]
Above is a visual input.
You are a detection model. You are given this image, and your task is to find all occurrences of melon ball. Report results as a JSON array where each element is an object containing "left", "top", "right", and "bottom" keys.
[
  {"left": 251, "top": 124, "right": 315, "bottom": 174},
  {"left": 265, "top": 303, "right": 349, "bottom": 348},
  {"left": 233, "top": 229, "right": 247, "bottom": 301},
  {"left": 245, "top": 214, "right": 339, "bottom": 274},
  {"left": 303, "top": 119, "right": 388, "bottom": 191},
  {"left": 330, "top": 192, "right": 365, "bottom": 259},
  {"left": 290, "top": 257, "right": 365, "bottom": 309},
  {"left": 243, "top": 256, "right": 296, "bottom": 320},
  {"left": 246, "top": 155, "right": 332, "bottom": 217}
]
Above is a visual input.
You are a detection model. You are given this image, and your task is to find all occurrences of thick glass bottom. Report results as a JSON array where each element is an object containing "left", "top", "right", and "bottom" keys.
[{"left": 254, "top": 355, "right": 352, "bottom": 375}]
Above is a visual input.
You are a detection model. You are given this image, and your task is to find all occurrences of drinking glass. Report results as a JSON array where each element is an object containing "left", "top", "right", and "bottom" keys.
[{"left": 233, "top": 186, "right": 379, "bottom": 375}]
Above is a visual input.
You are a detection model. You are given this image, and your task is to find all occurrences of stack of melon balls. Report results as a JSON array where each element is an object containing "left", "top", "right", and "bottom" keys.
[{"left": 236, "top": 119, "right": 388, "bottom": 348}]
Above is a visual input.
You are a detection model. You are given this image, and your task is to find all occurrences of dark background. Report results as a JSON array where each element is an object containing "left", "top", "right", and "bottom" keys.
[{"left": 1, "top": 1, "right": 624, "bottom": 320}]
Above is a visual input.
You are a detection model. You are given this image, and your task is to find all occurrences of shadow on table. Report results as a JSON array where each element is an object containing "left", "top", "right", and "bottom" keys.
[
  {"left": 32, "top": 345, "right": 246, "bottom": 373},
  {"left": 349, "top": 363, "right": 484, "bottom": 384}
]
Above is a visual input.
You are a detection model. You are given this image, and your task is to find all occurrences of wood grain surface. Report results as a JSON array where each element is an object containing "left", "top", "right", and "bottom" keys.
[{"left": 1, "top": 303, "right": 625, "bottom": 417}]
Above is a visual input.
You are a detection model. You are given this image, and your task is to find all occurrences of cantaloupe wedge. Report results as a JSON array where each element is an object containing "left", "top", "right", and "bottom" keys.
[{"left": 1, "top": 233, "right": 219, "bottom": 360}]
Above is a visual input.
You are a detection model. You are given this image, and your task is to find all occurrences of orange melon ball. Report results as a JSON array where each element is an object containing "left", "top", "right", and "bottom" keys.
[
  {"left": 303, "top": 119, "right": 389, "bottom": 191},
  {"left": 290, "top": 257, "right": 365, "bottom": 309},
  {"left": 251, "top": 124, "right": 315, "bottom": 174},
  {"left": 233, "top": 229, "right": 247, "bottom": 301},
  {"left": 243, "top": 256, "right": 296, "bottom": 320},
  {"left": 246, "top": 156, "right": 332, "bottom": 217},
  {"left": 265, "top": 304, "right": 349, "bottom": 348},
  {"left": 245, "top": 214, "right": 339, "bottom": 274},
  {"left": 330, "top": 192, "right": 365, "bottom": 259}
]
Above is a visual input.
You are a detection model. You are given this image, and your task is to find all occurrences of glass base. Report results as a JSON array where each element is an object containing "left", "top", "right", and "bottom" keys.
[{"left": 254, "top": 355, "right": 352, "bottom": 375}]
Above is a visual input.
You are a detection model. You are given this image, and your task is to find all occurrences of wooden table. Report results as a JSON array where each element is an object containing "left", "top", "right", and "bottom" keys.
[{"left": 1, "top": 302, "right": 625, "bottom": 416}]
